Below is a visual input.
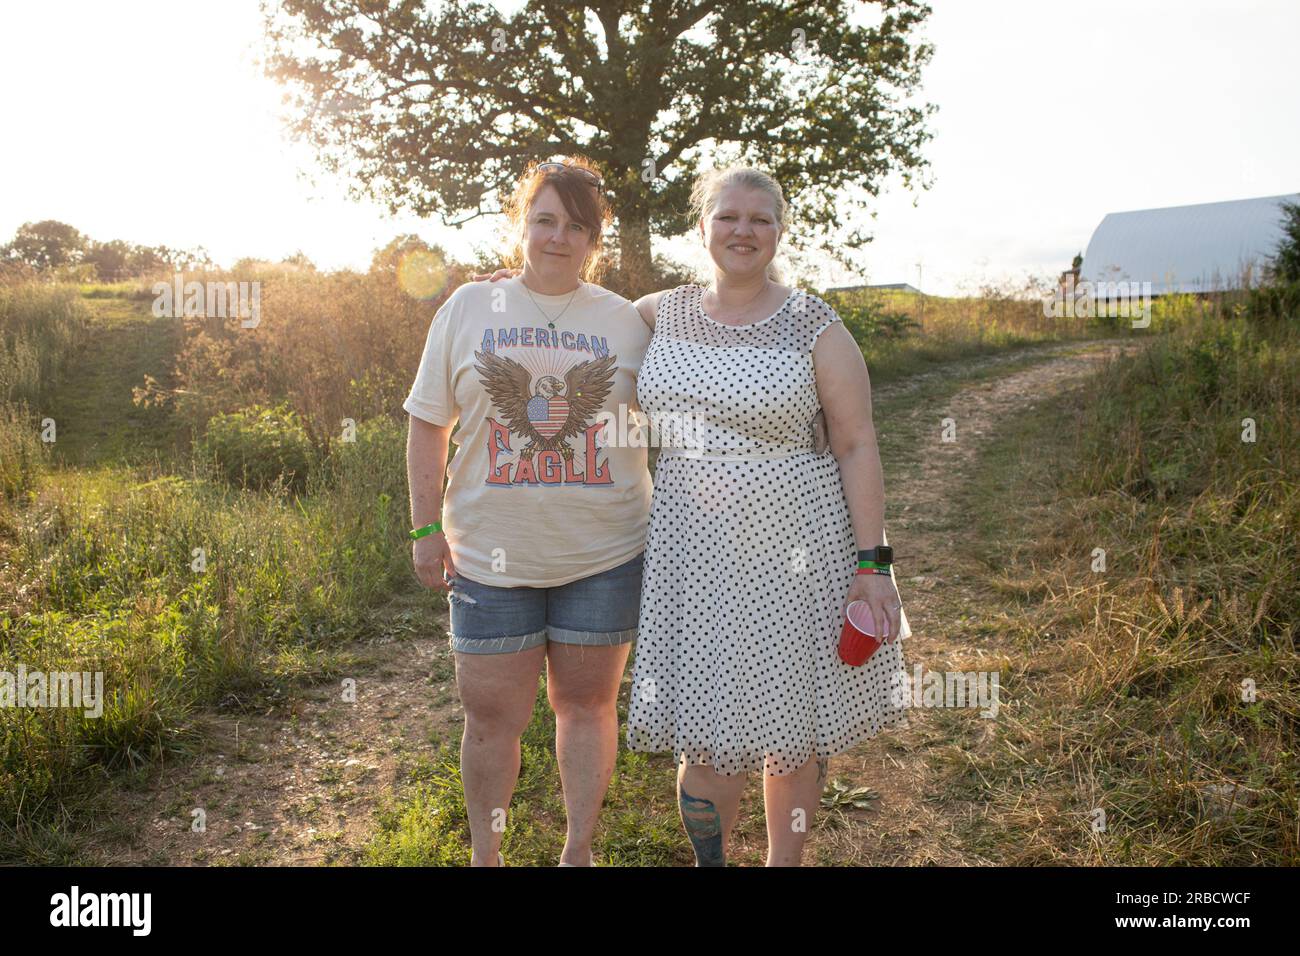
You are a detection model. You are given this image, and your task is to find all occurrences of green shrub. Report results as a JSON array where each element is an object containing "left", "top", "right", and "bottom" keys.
[
  {"left": 198, "top": 402, "right": 314, "bottom": 493},
  {"left": 1247, "top": 280, "right": 1300, "bottom": 321},
  {"left": 315, "top": 415, "right": 406, "bottom": 494},
  {"left": 307, "top": 414, "right": 413, "bottom": 588},
  {"left": 1267, "top": 199, "right": 1300, "bottom": 284},
  {"left": 825, "top": 293, "right": 920, "bottom": 344}
]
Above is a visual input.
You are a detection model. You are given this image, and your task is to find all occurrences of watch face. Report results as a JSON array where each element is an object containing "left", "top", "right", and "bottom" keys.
[{"left": 877, "top": 546, "right": 893, "bottom": 563}]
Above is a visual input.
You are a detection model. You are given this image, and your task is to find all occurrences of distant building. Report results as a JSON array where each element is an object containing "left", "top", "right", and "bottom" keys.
[
  {"left": 825, "top": 282, "right": 922, "bottom": 294},
  {"left": 1080, "top": 193, "right": 1299, "bottom": 295}
]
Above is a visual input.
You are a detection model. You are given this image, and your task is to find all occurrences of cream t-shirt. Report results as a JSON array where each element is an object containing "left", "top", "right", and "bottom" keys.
[{"left": 404, "top": 275, "right": 653, "bottom": 587}]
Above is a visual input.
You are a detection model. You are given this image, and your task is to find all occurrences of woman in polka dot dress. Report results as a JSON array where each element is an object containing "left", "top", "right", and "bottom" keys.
[{"left": 626, "top": 166, "right": 912, "bottom": 867}]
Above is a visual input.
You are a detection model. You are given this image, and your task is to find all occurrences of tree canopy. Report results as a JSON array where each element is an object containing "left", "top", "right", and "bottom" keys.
[
  {"left": 265, "top": 0, "right": 935, "bottom": 295},
  {"left": 2, "top": 220, "right": 86, "bottom": 271},
  {"left": 1270, "top": 199, "right": 1300, "bottom": 284}
]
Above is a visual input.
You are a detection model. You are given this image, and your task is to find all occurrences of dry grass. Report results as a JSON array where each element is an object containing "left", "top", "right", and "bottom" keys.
[{"left": 962, "top": 301, "right": 1298, "bottom": 864}]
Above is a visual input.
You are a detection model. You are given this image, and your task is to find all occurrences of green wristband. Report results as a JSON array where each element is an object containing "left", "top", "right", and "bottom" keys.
[
  {"left": 858, "top": 559, "right": 890, "bottom": 569},
  {"left": 409, "top": 521, "right": 443, "bottom": 540}
]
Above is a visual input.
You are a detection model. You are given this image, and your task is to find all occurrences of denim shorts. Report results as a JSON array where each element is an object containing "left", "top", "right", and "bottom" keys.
[{"left": 446, "top": 552, "right": 644, "bottom": 654}]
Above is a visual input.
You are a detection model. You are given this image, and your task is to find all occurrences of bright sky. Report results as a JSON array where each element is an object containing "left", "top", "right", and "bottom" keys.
[{"left": 2, "top": 0, "right": 1296, "bottom": 295}]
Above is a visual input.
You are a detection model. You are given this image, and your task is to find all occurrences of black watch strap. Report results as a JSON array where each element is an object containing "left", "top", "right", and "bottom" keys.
[{"left": 858, "top": 546, "right": 893, "bottom": 564}]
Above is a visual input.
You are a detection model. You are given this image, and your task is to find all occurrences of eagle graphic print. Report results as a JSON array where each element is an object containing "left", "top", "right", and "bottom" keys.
[{"left": 473, "top": 349, "right": 618, "bottom": 487}]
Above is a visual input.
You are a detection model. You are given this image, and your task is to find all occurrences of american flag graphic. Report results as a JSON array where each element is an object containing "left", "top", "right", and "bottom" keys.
[{"left": 527, "top": 395, "right": 569, "bottom": 438}]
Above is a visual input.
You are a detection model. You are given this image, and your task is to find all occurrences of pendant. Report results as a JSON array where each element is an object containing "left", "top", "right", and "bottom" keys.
[{"left": 548, "top": 322, "right": 555, "bottom": 329}]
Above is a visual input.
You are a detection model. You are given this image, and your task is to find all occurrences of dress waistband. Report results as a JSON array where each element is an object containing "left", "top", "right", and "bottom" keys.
[{"left": 657, "top": 446, "right": 819, "bottom": 462}]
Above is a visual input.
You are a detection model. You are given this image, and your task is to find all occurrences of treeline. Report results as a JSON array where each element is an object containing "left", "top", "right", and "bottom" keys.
[{"left": 0, "top": 220, "right": 216, "bottom": 282}]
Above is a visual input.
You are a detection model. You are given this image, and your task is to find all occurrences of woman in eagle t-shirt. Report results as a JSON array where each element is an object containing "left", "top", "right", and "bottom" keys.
[{"left": 404, "top": 158, "right": 652, "bottom": 867}]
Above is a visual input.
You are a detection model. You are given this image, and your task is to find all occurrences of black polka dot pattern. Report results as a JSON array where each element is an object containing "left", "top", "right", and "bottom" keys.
[{"left": 626, "top": 284, "right": 912, "bottom": 777}]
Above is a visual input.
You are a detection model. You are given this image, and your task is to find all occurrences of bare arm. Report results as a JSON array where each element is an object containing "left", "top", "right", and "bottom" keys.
[
  {"left": 406, "top": 414, "right": 456, "bottom": 589},
  {"left": 813, "top": 320, "right": 903, "bottom": 638},
  {"left": 633, "top": 290, "right": 668, "bottom": 331},
  {"left": 814, "top": 321, "right": 885, "bottom": 550}
]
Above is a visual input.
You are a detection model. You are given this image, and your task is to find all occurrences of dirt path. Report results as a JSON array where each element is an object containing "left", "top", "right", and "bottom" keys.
[
  {"left": 798, "top": 337, "right": 1146, "bottom": 865},
  {"left": 84, "top": 595, "right": 461, "bottom": 865},
  {"left": 88, "top": 337, "right": 1145, "bottom": 866}
]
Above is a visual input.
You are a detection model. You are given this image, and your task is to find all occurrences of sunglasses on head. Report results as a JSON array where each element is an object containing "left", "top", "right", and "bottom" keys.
[{"left": 537, "top": 161, "right": 603, "bottom": 189}]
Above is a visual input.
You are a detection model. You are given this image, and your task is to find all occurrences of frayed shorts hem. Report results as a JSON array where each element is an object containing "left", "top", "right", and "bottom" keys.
[
  {"left": 547, "top": 625, "right": 637, "bottom": 647},
  {"left": 449, "top": 628, "right": 548, "bottom": 655},
  {"left": 449, "top": 626, "right": 636, "bottom": 655}
]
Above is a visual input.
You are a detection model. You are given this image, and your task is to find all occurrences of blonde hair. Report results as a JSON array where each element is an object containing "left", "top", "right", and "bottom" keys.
[{"left": 688, "top": 166, "right": 791, "bottom": 282}]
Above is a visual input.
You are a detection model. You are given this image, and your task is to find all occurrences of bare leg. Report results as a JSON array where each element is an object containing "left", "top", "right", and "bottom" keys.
[
  {"left": 763, "top": 753, "right": 828, "bottom": 866},
  {"left": 545, "top": 641, "right": 631, "bottom": 866},
  {"left": 455, "top": 645, "right": 547, "bottom": 866},
  {"left": 678, "top": 759, "right": 748, "bottom": 866}
]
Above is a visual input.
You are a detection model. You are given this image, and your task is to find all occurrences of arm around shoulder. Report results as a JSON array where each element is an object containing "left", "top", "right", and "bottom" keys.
[{"left": 633, "top": 289, "right": 668, "bottom": 332}]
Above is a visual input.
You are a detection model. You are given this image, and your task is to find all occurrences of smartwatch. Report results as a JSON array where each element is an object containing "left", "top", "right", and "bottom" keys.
[{"left": 857, "top": 546, "right": 893, "bottom": 565}]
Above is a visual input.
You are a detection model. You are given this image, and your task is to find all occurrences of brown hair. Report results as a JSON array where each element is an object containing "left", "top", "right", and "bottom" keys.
[{"left": 502, "top": 156, "right": 611, "bottom": 282}]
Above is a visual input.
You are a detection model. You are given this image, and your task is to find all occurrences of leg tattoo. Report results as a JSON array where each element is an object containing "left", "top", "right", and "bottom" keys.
[
  {"left": 679, "top": 782, "right": 725, "bottom": 867},
  {"left": 816, "top": 756, "right": 829, "bottom": 790}
]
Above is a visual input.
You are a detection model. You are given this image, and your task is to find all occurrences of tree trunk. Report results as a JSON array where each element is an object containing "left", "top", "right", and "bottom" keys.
[{"left": 616, "top": 216, "right": 654, "bottom": 299}]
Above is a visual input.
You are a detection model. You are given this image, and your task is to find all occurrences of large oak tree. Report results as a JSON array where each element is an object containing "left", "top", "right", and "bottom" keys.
[{"left": 265, "top": 0, "right": 935, "bottom": 295}]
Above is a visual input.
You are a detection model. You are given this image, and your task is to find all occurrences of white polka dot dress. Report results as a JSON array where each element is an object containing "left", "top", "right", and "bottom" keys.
[{"left": 626, "top": 284, "right": 911, "bottom": 777}]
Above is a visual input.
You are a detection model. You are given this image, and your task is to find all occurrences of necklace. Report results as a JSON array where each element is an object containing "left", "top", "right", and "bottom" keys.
[
  {"left": 702, "top": 280, "right": 771, "bottom": 325},
  {"left": 522, "top": 280, "right": 581, "bottom": 329}
]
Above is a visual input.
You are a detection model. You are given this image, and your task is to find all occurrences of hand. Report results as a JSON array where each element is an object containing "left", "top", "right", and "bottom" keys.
[
  {"left": 469, "top": 267, "right": 520, "bottom": 282},
  {"left": 412, "top": 533, "right": 456, "bottom": 590},
  {"left": 842, "top": 572, "right": 902, "bottom": 643}
]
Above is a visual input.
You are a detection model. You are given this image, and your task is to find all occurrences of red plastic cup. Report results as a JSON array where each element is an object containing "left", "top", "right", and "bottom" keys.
[{"left": 838, "top": 600, "right": 883, "bottom": 666}]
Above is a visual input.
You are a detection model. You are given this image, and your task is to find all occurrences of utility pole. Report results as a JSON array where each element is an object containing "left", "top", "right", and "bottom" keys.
[{"left": 915, "top": 259, "right": 925, "bottom": 332}]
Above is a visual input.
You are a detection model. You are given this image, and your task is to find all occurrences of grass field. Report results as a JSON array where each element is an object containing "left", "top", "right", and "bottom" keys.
[
  {"left": 1, "top": 275, "right": 1294, "bottom": 865},
  {"left": 962, "top": 312, "right": 1299, "bottom": 864}
]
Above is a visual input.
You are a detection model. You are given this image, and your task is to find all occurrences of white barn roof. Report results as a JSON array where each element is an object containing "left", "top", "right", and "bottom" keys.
[{"left": 1080, "top": 193, "right": 1299, "bottom": 294}]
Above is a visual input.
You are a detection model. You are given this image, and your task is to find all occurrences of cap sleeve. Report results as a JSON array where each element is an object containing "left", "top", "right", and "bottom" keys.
[
  {"left": 403, "top": 290, "right": 462, "bottom": 427},
  {"left": 806, "top": 294, "right": 844, "bottom": 350}
]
